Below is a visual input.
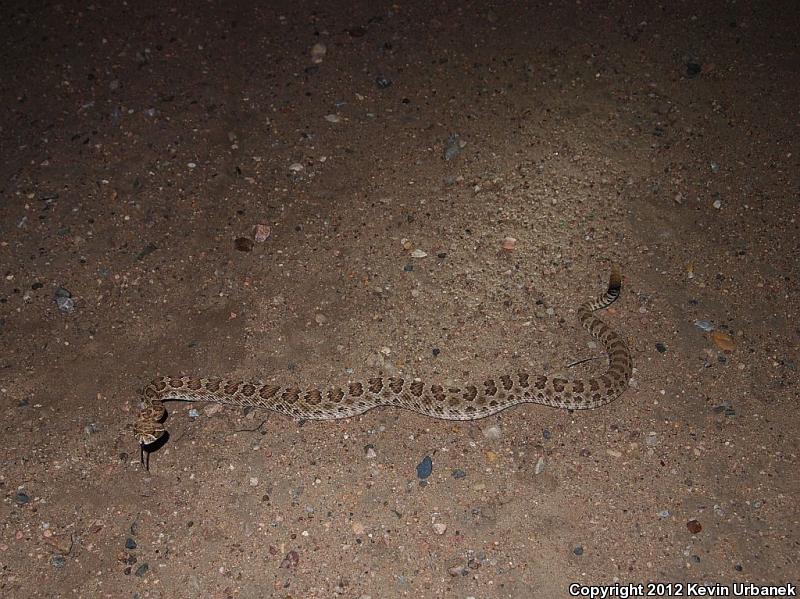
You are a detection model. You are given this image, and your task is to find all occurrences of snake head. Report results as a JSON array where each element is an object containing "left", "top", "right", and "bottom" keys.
[{"left": 133, "top": 420, "right": 166, "bottom": 446}]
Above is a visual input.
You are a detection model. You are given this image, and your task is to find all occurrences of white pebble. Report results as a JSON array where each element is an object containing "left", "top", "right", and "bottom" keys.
[
  {"left": 410, "top": 249, "right": 427, "bottom": 258},
  {"left": 288, "top": 163, "right": 304, "bottom": 172},
  {"left": 432, "top": 522, "right": 447, "bottom": 535},
  {"left": 249, "top": 477, "right": 259, "bottom": 487},
  {"left": 482, "top": 425, "right": 502, "bottom": 440},
  {"left": 310, "top": 42, "right": 326, "bottom": 63}
]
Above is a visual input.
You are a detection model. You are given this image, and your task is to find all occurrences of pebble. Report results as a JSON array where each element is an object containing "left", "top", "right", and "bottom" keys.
[
  {"left": 432, "top": 522, "right": 447, "bottom": 535},
  {"left": 84, "top": 423, "right": 99, "bottom": 435},
  {"left": 686, "top": 61, "right": 702, "bottom": 77},
  {"left": 253, "top": 224, "right": 271, "bottom": 243},
  {"left": 234, "top": 237, "right": 254, "bottom": 252},
  {"left": 444, "top": 134, "right": 465, "bottom": 161},
  {"left": 314, "top": 313, "right": 327, "bottom": 325},
  {"left": 451, "top": 469, "right": 466, "bottom": 479},
  {"left": 364, "top": 444, "right": 377, "bottom": 459},
  {"left": 134, "top": 563, "right": 149, "bottom": 577},
  {"left": 288, "top": 163, "right": 304, "bottom": 172},
  {"left": 711, "top": 330, "right": 736, "bottom": 351},
  {"left": 280, "top": 550, "right": 300, "bottom": 570},
  {"left": 249, "top": 477, "right": 259, "bottom": 487},
  {"left": 324, "top": 114, "right": 341, "bottom": 123},
  {"left": 694, "top": 320, "right": 715, "bottom": 332},
  {"left": 448, "top": 565, "right": 469, "bottom": 577},
  {"left": 710, "top": 161, "right": 720, "bottom": 172},
  {"left": 573, "top": 546, "right": 584, "bottom": 556},
  {"left": 645, "top": 432, "right": 658, "bottom": 446},
  {"left": 125, "top": 538, "right": 137, "bottom": 550},
  {"left": 687, "top": 519, "right": 703, "bottom": 534},
  {"left": 501, "top": 237, "right": 517, "bottom": 252},
  {"left": 310, "top": 42, "right": 326, "bottom": 63},
  {"left": 54, "top": 287, "right": 74, "bottom": 313},
  {"left": 542, "top": 429, "right": 552, "bottom": 440},
  {"left": 410, "top": 249, "right": 427, "bottom": 258},
  {"left": 351, "top": 522, "right": 366, "bottom": 535},
  {"left": 655, "top": 342, "right": 667, "bottom": 353},
  {"left": 14, "top": 491, "right": 30, "bottom": 505},
  {"left": 50, "top": 554, "right": 66, "bottom": 568},
  {"left": 188, "top": 408, "right": 200, "bottom": 419},
  {"left": 658, "top": 509, "right": 671, "bottom": 518},
  {"left": 416, "top": 455, "right": 433, "bottom": 479},
  {"left": 606, "top": 449, "right": 622, "bottom": 458},
  {"left": 712, "top": 199, "right": 722, "bottom": 209},
  {"left": 375, "top": 76, "right": 392, "bottom": 89},
  {"left": 482, "top": 425, "right": 502, "bottom": 440},
  {"left": 534, "top": 456, "right": 546, "bottom": 474}
]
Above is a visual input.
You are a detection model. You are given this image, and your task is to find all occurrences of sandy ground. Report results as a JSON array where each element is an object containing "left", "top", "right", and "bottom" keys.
[{"left": 1, "top": 1, "right": 798, "bottom": 597}]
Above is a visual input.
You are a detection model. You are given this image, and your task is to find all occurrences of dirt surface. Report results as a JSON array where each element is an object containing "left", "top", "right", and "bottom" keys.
[{"left": 1, "top": 1, "right": 798, "bottom": 597}]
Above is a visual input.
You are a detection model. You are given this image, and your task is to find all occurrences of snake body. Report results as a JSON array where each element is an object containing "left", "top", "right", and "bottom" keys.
[{"left": 133, "top": 269, "right": 632, "bottom": 449}]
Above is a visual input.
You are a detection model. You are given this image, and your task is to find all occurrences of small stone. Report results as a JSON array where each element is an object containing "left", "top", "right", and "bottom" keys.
[
  {"left": 280, "top": 550, "right": 300, "bottom": 570},
  {"left": 84, "top": 423, "right": 99, "bottom": 435},
  {"left": 451, "top": 469, "right": 466, "bottom": 479},
  {"left": 204, "top": 403, "right": 223, "bottom": 416},
  {"left": 711, "top": 330, "right": 736, "bottom": 351},
  {"left": 249, "top": 477, "right": 259, "bottom": 487},
  {"left": 253, "top": 224, "right": 271, "bottom": 242},
  {"left": 134, "top": 563, "right": 149, "bottom": 577},
  {"left": 606, "top": 449, "right": 622, "bottom": 458},
  {"left": 188, "top": 408, "right": 200, "bottom": 419},
  {"left": 687, "top": 519, "right": 702, "bottom": 534},
  {"left": 288, "top": 162, "right": 304, "bottom": 172},
  {"left": 351, "top": 522, "right": 366, "bottom": 535},
  {"left": 501, "top": 237, "right": 517, "bottom": 252},
  {"left": 686, "top": 61, "right": 702, "bottom": 77},
  {"left": 324, "top": 114, "right": 341, "bottom": 123},
  {"left": 234, "top": 237, "right": 254, "bottom": 252},
  {"left": 364, "top": 444, "right": 377, "bottom": 459},
  {"left": 542, "top": 429, "right": 552, "bottom": 440},
  {"left": 448, "top": 565, "right": 469, "bottom": 577},
  {"left": 310, "top": 42, "right": 327, "bottom": 63},
  {"left": 534, "top": 456, "right": 546, "bottom": 474},
  {"left": 403, "top": 264, "right": 413, "bottom": 272},
  {"left": 572, "top": 546, "right": 584, "bottom": 556},
  {"left": 54, "top": 287, "right": 74, "bottom": 312},
  {"left": 125, "top": 538, "right": 137, "bottom": 550},
  {"left": 710, "top": 161, "right": 720, "bottom": 173},
  {"left": 432, "top": 522, "right": 447, "bottom": 535},
  {"left": 658, "top": 509, "right": 671, "bottom": 518},
  {"left": 694, "top": 320, "right": 715, "bottom": 332},
  {"left": 51, "top": 554, "right": 67, "bottom": 568},
  {"left": 712, "top": 198, "right": 722, "bottom": 209},
  {"left": 444, "top": 133, "right": 464, "bottom": 161},
  {"left": 375, "top": 76, "right": 392, "bottom": 89},
  {"left": 482, "top": 425, "right": 502, "bottom": 440},
  {"left": 416, "top": 455, "right": 433, "bottom": 479},
  {"left": 410, "top": 249, "right": 427, "bottom": 258},
  {"left": 432, "top": 347, "right": 440, "bottom": 356},
  {"left": 655, "top": 342, "right": 667, "bottom": 353},
  {"left": 314, "top": 313, "right": 327, "bottom": 325},
  {"left": 645, "top": 432, "right": 658, "bottom": 446},
  {"left": 14, "top": 491, "right": 30, "bottom": 505}
]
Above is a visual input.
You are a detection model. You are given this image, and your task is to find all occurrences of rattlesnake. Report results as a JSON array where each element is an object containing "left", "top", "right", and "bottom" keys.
[{"left": 134, "top": 268, "right": 632, "bottom": 461}]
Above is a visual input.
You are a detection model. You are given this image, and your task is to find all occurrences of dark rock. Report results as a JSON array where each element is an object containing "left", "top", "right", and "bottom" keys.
[{"left": 416, "top": 455, "right": 433, "bottom": 479}]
